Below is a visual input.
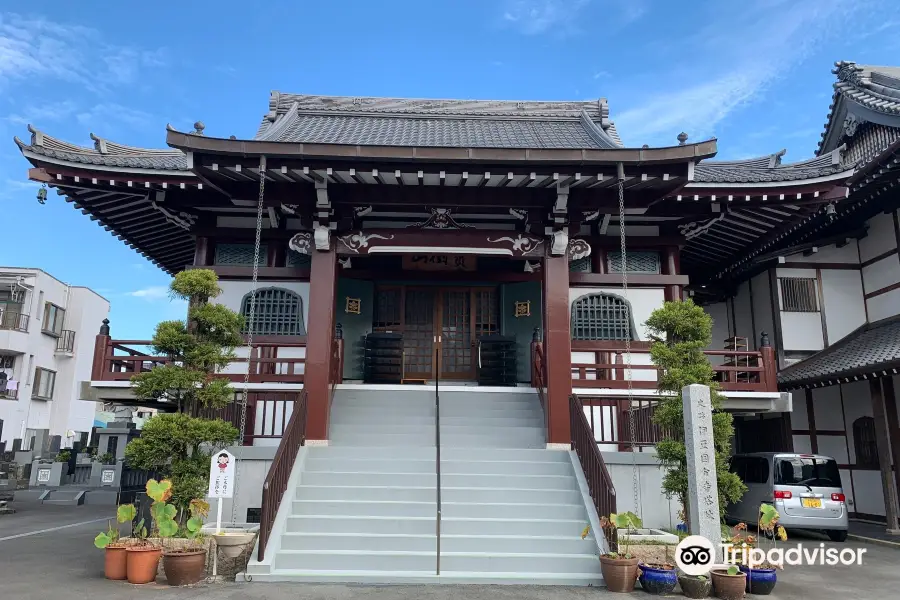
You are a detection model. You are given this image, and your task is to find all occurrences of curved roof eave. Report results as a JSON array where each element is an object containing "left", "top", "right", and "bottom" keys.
[{"left": 165, "top": 125, "right": 718, "bottom": 166}]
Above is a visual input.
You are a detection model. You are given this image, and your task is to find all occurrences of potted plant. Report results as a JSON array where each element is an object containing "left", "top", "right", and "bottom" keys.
[
  {"left": 735, "top": 505, "right": 785, "bottom": 595},
  {"left": 93, "top": 504, "right": 135, "bottom": 580},
  {"left": 98, "top": 452, "right": 115, "bottom": 465},
  {"left": 124, "top": 479, "right": 174, "bottom": 584},
  {"left": 710, "top": 565, "right": 746, "bottom": 600},
  {"left": 597, "top": 512, "right": 643, "bottom": 593},
  {"left": 678, "top": 573, "right": 712, "bottom": 598},
  {"left": 162, "top": 498, "right": 210, "bottom": 586},
  {"left": 638, "top": 561, "right": 677, "bottom": 595}
]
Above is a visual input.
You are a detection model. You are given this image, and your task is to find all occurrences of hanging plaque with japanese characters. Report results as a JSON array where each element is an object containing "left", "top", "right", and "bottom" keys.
[{"left": 402, "top": 254, "right": 476, "bottom": 271}]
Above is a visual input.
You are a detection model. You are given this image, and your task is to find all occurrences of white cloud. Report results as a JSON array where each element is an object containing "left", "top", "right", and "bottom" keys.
[
  {"left": 502, "top": 0, "right": 591, "bottom": 35},
  {"left": 593, "top": 70, "right": 611, "bottom": 79},
  {"left": 127, "top": 286, "right": 170, "bottom": 301},
  {"left": 5, "top": 100, "right": 78, "bottom": 125},
  {"left": 76, "top": 103, "right": 156, "bottom": 131},
  {"left": 614, "top": 0, "right": 884, "bottom": 145},
  {"left": 0, "top": 12, "right": 167, "bottom": 90}
]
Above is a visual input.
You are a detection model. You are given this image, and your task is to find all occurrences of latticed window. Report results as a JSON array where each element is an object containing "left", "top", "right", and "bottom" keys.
[
  {"left": 569, "top": 257, "right": 592, "bottom": 273},
  {"left": 853, "top": 416, "right": 878, "bottom": 468},
  {"left": 215, "top": 243, "right": 268, "bottom": 266},
  {"left": 571, "top": 293, "right": 635, "bottom": 340},
  {"left": 240, "top": 288, "right": 306, "bottom": 336},
  {"left": 286, "top": 250, "right": 311, "bottom": 268},
  {"left": 607, "top": 251, "right": 660, "bottom": 274},
  {"left": 780, "top": 278, "right": 818, "bottom": 312}
]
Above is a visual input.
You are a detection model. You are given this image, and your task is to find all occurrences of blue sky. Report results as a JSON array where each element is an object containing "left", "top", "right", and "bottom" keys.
[{"left": 1, "top": 0, "right": 899, "bottom": 339}]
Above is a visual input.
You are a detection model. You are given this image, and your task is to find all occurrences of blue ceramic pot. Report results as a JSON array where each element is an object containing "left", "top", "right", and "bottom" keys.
[
  {"left": 739, "top": 565, "right": 777, "bottom": 595},
  {"left": 638, "top": 564, "right": 678, "bottom": 595}
]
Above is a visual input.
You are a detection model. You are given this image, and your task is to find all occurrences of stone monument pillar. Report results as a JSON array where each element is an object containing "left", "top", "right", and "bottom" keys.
[{"left": 683, "top": 384, "right": 722, "bottom": 556}]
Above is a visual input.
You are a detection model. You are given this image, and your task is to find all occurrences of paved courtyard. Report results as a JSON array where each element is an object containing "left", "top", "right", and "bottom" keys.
[{"left": 1, "top": 502, "right": 898, "bottom": 599}]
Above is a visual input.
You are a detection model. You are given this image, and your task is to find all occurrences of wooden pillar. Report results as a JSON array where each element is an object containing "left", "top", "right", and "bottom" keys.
[
  {"left": 305, "top": 249, "right": 338, "bottom": 442},
  {"left": 869, "top": 378, "right": 900, "bottom": 532},
  {"left": 91, "top": 318, "right": 111, "bottom": 381},
  {"left": 193, "top": 236, "right": 210, "bottom": 266},
  {"left": 543, "top": 253, "right": 572, "bottom": 445},
  {"left": 882, "top": 378, "right": 900, "bottom": 524},
  {"left": 591, "top": 246, "right": 607, "bottom": 274},
  {"left": 664, "top": 246, "right": 681, "bottom": 302}
]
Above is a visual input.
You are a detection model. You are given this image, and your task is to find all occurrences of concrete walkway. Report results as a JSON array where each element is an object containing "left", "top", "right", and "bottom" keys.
[
  {"left": 1, "top": 502, "right": 898, "bottom": 599},
  {"left": 849, "top": 520, "right": 900, "bottom": 546}
]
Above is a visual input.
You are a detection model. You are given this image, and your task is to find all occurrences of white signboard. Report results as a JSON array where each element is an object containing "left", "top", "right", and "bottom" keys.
[{"left": 208, "top": 449, "right": 235, "bottom": 499}]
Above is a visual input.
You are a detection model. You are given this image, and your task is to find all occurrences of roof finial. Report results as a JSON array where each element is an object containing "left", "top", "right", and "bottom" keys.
[
  {"left": 677, "top": 132, "right": 689, "bottom": 145},
  {"left": 192, "top": 121, "right": 205, "bottom": 135}
]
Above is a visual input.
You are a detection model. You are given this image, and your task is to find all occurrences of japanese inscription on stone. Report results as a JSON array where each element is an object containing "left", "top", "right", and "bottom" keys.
[{"left": 683, "top": 384, "right": 722, "bottom": 556}]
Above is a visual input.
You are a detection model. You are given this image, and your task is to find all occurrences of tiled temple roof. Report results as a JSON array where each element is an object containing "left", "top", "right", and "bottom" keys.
[
  {"left": 253, "top": 93, "right": 624, "bottom": 149},
  {"left": 14, "top": 126, "right": 189, "bottom": 172},
  {"left": 693, "top": 146, "right": 847, "bottom": 184},
  {"left": 778, "top": 316, "right": 900, "bottom": 389}
]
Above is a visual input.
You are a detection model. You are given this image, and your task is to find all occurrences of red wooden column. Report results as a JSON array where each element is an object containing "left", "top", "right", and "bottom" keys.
[
  {"left": 543, "top": 253, "right": 572, "bottom": 445},
  {"left": 304, "top": 248, "right": 338, "bottom": 442}
]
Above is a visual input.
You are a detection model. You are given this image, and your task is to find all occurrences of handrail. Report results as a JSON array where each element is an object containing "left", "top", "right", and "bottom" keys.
[
  {"left": 434, "top": 346, "right": 442, "bottom": 575},
  {"left": 569, "top": 394, "right": 617, "bottom": 518},
  {"left": 258, "top": 388, "right": 308, "bottom": 562}
]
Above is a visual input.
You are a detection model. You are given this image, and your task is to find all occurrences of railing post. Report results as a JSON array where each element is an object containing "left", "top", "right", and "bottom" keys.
[
  {"left": 759, "top": 332, "right": 778, "bottom": 391},
  {"left": 91, "top": 319, "right": 111, "bottom": 380}
]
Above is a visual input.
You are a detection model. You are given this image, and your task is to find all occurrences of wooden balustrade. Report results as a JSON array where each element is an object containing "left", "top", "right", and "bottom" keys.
[
  {"left": 199, "top": 392, "right": 301, "bottom": 445},
  {"left": 258, "top": 389, "right": 308, "bottom": 562},
  {"left": 570, "top": 341, "right": 778, "bottom": 392},
  {"left": 579, "top": 396, "right": 673, "bottom": 450},
  {"left": 91, "top": 337, "right": 307, "bottom": 384},
  {"left": 570, "top": 394, "right": 617, "bottom": 517}
]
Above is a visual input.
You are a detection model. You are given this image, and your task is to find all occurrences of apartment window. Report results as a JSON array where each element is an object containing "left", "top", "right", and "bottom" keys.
[
  {"left": 33, "top": 367, "right": 56, "bottom": 400},
  {"left": 214, "top": 243, "right": 268, "bottom": 266},
  {"left": 42, "top": 303, "right": 65, "bottom": 336},
  {"left": 780, "top": 277, "right": 818, "bottom": 312},
  {"left": 853, "top": 416, "right": 878, "bottom": 468},
  {"left": 0, "top": 355, "right": 14, "bottom": 369},
  {"left": 608, "top": 251, "right": 660, "bottom": 274},
  {"left": 240, "top": 288, "right": 306, "bottom": 336},
  {"left": 571, "top": 293, "right": 636, "bottom": 341}
]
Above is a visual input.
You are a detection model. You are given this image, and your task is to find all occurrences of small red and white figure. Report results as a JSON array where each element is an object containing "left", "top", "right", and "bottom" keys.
[{"left": 217, "top": 453, "right": 230, "bottom": 471}]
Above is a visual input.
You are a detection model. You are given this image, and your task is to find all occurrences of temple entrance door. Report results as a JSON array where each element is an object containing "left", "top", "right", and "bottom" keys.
[{"left": 374, "top": 286, "right": 498, "bottom": 381}]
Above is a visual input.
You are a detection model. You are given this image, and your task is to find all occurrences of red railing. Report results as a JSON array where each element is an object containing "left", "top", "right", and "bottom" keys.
[
  {"left": 258, "top": 389, "right": 308, "bottom": 562},
  {"left": 570, "top": 394, "right": 617, "bottom": 518},
  {"left": 570, "top": 341, "right": 778, "bottom": 392},
  {"left": 579, "top": 396, "right": 673, "bottom": 450},
  {"left": 531, "top": 341, "right": 547, "bottom": 413},
  {"left": 91, "top": 337, "right": 306, "bottom": 383}
]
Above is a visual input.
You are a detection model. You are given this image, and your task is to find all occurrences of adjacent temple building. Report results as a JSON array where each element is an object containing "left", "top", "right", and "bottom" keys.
[{"left": 12, "top": 60, "right": 900, "bottom": 582}]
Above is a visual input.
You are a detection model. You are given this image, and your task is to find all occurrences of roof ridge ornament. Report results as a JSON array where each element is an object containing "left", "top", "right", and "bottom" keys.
[
  {"left": 769, "top": 149, "right": 787, "bottom": 168},
  {"left": 192, "top": 121, "right": 205, "bottom": 136},
  {"left": 90, "top": 133, "right": 108, "bottom": 154},
  {"left": 27, "top": 124, "right": 44, "bottom": 147},
  {"left": 677, "top": 132, "right": 688, "bottom": 145}
]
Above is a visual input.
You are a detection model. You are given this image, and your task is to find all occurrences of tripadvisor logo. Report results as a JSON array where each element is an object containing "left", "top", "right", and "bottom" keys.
[{"left": 675, "top": 535, "right": 868, "bottom": 573}]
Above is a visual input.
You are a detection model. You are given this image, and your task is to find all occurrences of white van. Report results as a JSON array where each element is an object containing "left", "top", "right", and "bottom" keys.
[{"left": 725, "top": 452, "right": 848, "bottom": 542}]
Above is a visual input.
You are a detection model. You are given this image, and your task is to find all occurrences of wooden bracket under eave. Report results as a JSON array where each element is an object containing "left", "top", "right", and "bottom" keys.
[{"left": 28, "top": 167, "right": 54, "bottom": 183}]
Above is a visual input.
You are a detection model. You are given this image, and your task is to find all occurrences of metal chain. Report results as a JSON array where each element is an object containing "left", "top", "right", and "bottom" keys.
[
  {"left": 229, "top": 155, "right": 266, "bottom": 526},
  {"left": 617, "top": 174, "right": 641, "bottom": 518}
]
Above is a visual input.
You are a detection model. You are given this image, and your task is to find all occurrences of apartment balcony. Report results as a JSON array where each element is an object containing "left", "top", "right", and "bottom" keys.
[
  {"left": 55, "top": 330, "right": 75, "bottom": 355},
  {"left": 0, "top": 388, "right": 17, "bottom": 401},
  {"left": 0, "top": 310, "right": 30, "bottom": 355},
  {"left": 0, "top": 310, "right": 29, "bottom": 332}
]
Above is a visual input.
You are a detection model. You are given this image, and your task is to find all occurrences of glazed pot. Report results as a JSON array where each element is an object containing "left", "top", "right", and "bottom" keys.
[
  {"left": 678, "top": 575, "right": 712, "bottom": 598},
  {"left": 739, "top": 565, "right": 777, "bottom": 595},
  {"left": 104, "top": 545, "right": 128, "bottom": 580},
  {"left": 638, "top": 563, "right": 678, "bottom": 595},
  {"left": 125, "top": 545, "right": 162, "bottom": 584},
  {"left": 163, "top": 549, "right": 207, "bottom": 586},
  {"left": 710, "top": 569, "right": 747, "bottom": 600},
  {"left": 599, "top": 555, "right": 640, "bottom": 593}
]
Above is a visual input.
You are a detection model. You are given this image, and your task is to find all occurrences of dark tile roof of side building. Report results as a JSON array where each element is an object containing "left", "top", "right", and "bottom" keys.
[
  {"left": 14, "top": 126, "right": 189, "bottom": 172},
  {"left": 253, "top": 92, "right": 624, "bottom": 149},
  {"left": 693, "top": 146, "right": 849, "bottom": 184},
  {"left": 778, "top": 316, "right": 900, "bottom": 389}
]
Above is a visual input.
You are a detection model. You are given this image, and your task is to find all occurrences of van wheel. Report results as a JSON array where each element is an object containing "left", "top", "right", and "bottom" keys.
[{"left": 827, "top": 530, "right": 848, "bottom": 542}]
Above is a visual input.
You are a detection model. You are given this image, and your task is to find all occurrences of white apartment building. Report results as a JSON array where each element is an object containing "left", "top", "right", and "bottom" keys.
[{"left": 0, "top": 268, "right": 109, "bottom": 450}]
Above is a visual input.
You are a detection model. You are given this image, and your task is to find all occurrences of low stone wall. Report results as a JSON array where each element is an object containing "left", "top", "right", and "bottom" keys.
[
  {"left": 120, "top": 533, "right": 258, "bottom": 582},
  {"left": 602, "top": 451, "right": 681, "bottom": 530}
]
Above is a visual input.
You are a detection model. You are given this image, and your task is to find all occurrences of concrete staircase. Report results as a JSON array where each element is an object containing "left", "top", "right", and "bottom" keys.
[{"left": 246, "top": 386, "right": 605, "bottom": 584}]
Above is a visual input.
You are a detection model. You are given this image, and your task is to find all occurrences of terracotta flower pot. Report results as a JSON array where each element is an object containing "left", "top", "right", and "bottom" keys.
[
  {"left": 599, "top": 555, "right": 640, "bottom": 593},
  {"left": 126, "top": 546, "right": 162, "bottom": 584},
  {"left": 163, "top": 549, "right": 207, "bottom": 586},
  {"left": 710, "top": 569, "right": 747, "bottom": 600},
  {"left": 104, "top": 545, "right": 128, "bottom": 580}
]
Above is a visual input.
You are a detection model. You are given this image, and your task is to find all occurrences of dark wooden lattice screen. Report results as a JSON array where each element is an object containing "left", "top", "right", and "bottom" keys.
[
  {"left": 607, "top": 251, "right": 660, "bottom": 274},
  {"left": 569, "top": 257, "right": 592, "bottom": 272},
  {"left": 241, "top": 288, "right": 306, "bottom": 336},
  {"left": 374, "top": 288, "right": 402, "bottom": 330},
  {"left": 780, "top": 278, "right": 818, "bottom": 312},
  {"left": 853, "top": 416, "right": 879, "bottom": 468},
  {"left": 571, "top": 293, "right": 634, "bottom": 340},
  {"left": 473, "top": 288, "right": 499, "bottom": 338},
  {"left": 286, "top": 250, "right": 311, "bottom": 268},
  {"left": 215, "top": 243, "right": 268, "bottom": 266}
]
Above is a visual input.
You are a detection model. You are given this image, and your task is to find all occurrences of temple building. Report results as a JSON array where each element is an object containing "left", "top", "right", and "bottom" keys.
[{"left": 11, "top": 60, "right": 897, "bottom": 582}]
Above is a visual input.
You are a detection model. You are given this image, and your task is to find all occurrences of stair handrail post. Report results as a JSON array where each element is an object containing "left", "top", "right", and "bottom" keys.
[{"left": 434, "top": 346, "right": 442, "bottom": 576}]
